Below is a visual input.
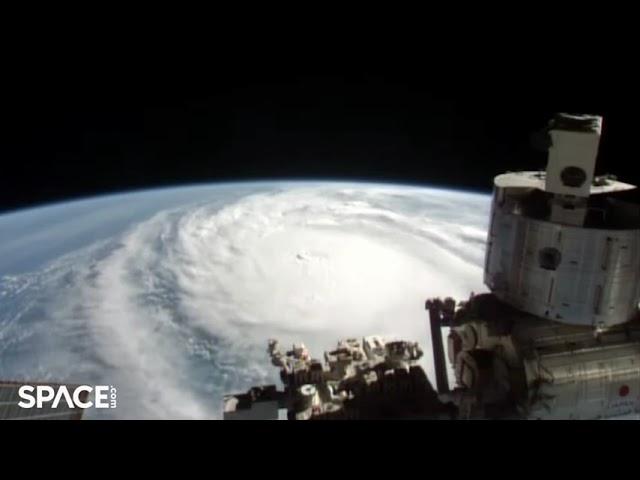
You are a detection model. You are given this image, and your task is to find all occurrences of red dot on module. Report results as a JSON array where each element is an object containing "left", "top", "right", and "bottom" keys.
[{"left": 619, "top": 385, "right": 630, "bottom": 397}]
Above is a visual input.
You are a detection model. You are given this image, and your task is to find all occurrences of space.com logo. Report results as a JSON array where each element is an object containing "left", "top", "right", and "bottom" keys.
[{"left": 17, "top": 385, "right": 117, "bottom": 409}]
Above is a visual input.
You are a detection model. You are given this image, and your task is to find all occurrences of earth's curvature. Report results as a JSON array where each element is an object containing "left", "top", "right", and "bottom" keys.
[{"left": 0, "top": 182, "right": 490, "bottom": 419}]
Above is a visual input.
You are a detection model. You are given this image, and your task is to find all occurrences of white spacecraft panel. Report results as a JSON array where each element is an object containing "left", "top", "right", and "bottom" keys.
[
  {"left": 493, "top": 172, "right": 636, "bottom": 195},
  {"left": 523, "top": 342, "right": 640, "bottom": 420},
  {"left": 545, "top": 128, "right": 601, "bottom": 198},
  {"left": 485, "top": 207, "right": 640, "bottom": 327}
]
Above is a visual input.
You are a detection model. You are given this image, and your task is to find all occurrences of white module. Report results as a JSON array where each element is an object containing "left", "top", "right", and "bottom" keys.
[{"left": 484, "top": 114, "right": 640, "bottom": 327}]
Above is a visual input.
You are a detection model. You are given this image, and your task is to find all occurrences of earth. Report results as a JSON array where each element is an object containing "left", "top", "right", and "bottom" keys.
[{"left": 0, "top": 182, "right": 490, "bottom": 419}]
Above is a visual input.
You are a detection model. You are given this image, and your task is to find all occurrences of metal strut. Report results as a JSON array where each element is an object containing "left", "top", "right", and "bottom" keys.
[{"left": 425, "top": 298, "right": 450, "bottom": 395}]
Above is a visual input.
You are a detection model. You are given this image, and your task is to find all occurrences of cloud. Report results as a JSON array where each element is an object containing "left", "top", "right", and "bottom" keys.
[{"left": 0, "top": 184, "right": 490, "bottom": 418}]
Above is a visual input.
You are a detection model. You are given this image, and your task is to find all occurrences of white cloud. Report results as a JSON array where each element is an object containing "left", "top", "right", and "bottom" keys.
[{"left": 0, "top": 184, "right": 490, "bottom": 419}]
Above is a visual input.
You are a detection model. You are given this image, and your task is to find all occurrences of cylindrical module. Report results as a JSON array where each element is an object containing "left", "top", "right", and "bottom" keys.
[
  {"left": 523, "top": 342, "right": 640, "bottom": 419},
  {"left": 483, "top": 169, "right": 640, "bottom": 328},
  {"left": 485, "top": 194, "right": 640, "bottom": 327},
  {"left": 484, "top": 114, "right": 640, "bottom": 328}
]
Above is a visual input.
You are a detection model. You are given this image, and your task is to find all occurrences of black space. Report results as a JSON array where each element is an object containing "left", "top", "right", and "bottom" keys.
[{"left": 2, "top": 33, "right": 638, "bottom": 214}]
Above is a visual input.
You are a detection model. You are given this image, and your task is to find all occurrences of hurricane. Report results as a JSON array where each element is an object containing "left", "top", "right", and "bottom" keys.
[{"left": 0, "top": 183, "right": 490, "bottom": 418}]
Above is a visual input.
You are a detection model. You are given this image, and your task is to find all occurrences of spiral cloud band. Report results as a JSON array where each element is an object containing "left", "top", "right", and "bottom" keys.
[{"left": 0, "top": 183, "right": 490, "bottom": 418}]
